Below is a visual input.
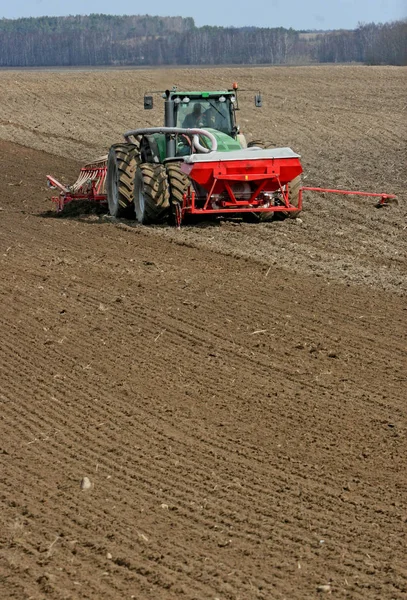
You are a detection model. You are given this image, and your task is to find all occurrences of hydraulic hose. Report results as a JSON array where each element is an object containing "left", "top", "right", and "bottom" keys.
[{"left": 123, "top": 127, "right": 218, "bottom": 154}]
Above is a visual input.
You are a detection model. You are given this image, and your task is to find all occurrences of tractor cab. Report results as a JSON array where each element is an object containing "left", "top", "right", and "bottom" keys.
[
  {"left": 171, "top": 92, "right": 236, "bottom": 137},
  {"left": 144, "top": 86, "right": 243, "bottom": 140}
]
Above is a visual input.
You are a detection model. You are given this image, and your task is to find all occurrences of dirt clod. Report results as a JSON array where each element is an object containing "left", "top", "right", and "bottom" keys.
[
  {"left": 80, "top": 477, "right": 92, "bottom": 490},
  {"left": 317, "top": 584, "right": 332, "bottom": 593}
]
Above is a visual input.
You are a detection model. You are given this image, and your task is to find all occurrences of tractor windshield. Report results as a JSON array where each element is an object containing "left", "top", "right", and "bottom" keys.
[{"left": 175, "top": 98, "right": 233, "bottom": 136}]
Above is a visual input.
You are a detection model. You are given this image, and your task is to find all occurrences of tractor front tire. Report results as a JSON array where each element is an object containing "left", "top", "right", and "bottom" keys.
[
  {"left": 134, "top": 163, "right": 170, "bottom": 224},
  {"left": 165, "top": 162, "right": 190, "bottom": 223},
  {"left": 106, "top": 143, "right": 140, "bottom": 218}
]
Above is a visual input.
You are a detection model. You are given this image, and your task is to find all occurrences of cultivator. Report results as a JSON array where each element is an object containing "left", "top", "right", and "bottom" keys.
[
  {"left": 47, "top": 84, "right": 397, "bottom": 224},
  {"left": 47, "top": 156, "right": 108, "bottom": 212}
]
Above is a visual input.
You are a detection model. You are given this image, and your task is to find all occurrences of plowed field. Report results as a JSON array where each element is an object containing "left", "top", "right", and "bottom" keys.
[{"left": 0, "top": 66, "right": 406, "bottom": 600}]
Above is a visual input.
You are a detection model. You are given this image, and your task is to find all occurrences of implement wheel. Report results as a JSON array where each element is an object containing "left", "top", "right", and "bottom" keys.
[
  {"left": 258, "top": 209, "right": 275, "bottom": 222},
  {"left": 165, "top": 162, "right": 190, "bottom": 224},
  {"left": 107, "top": 142, "right": 140, "bottom": 218},
  {"left": 134, "top": 163, "right": 170, "bottom": 224},
  {"left": 285, "top": 175, "right": 302, "bottom": 218}
]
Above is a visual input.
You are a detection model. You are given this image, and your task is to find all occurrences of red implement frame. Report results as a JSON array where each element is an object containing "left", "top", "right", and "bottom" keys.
[
  {"left": 299, "top": 186, "right": 397, "bottom": 206},
  {"left": 177, "top": 156, "right": 303, "bottom": 226},
  {"left": 176, "top": 156, "right": 397, "bottom": 226},
  {"left": 47, "top": 161, "right": 107, "bottom": 212}
]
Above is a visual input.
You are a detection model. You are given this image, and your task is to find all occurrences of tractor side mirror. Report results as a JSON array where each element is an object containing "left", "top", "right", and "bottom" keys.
[
  {"left": 255, "top": 93, "right": 262, "bottom": 108},
  {"left": 144, "top": 95, "right": 153, "bottom": 110}
]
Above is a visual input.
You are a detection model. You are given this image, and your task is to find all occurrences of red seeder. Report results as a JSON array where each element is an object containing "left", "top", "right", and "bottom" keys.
[{"left": 47, "top": 152, "right": 397, "bottom": 223}]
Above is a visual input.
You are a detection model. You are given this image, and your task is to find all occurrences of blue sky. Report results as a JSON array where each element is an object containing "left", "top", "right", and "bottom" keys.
[{"left": 0, "top": 0, "right": 405, "bottom": 29}]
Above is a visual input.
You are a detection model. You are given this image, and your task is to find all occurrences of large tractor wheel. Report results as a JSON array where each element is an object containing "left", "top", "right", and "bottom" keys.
[
  {"left": 134, "top": 163, "right": 170, "bottom": 224},
  {"left": 285, "top": 175, "right": 302, "bottom": 218},
  {"left": 106, "top": 142, "right": 140, "bottom": 218},
  {"left": 165, "top": 162, "right": 190, "bottom": 223}
]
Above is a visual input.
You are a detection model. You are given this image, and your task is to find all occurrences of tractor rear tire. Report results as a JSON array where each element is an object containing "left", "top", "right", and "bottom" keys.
[
  {"left": 285, "top": 175, "right": 302, "bottom": 218},
  {"left": 107, "top": 142, "right": 140, "bottom": 218},
  {"left": 134, "top": 163, "right": 170, "bottom": 224},
  {"left": 165, "top": 162, "right": 190, "bottom": 223}
]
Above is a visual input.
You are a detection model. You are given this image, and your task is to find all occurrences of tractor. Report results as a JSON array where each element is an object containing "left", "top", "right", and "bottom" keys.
[{"left": 105, "top": 84, "right": 304, "bottom": 225}]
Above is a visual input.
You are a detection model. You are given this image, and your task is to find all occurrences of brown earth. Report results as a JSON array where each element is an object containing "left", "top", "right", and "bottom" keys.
[{"left": 0, "top": 66, "right": 406, "bottom": 600}]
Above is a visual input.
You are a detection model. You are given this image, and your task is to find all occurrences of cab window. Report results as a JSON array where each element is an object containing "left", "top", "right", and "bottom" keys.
[{"left": 175, "top": 99, "right": 232, "bottom": 135}]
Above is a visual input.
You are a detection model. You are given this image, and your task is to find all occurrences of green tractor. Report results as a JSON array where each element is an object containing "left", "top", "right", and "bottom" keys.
[{"left": 106, "top": 84, "right": 263, "bottom": 224}]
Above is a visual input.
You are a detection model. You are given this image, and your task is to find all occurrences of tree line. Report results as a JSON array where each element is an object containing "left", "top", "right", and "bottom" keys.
[
  {"left": 316, "top": 21, "right": 407, "bottom": 66},
  {"left": 0, "top": 14, "right": 405, "bottom": 67}
]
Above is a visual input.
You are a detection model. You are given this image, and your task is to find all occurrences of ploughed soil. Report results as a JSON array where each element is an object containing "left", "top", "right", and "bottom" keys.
[{"left": 0, "top": 66, "right": 406, "bottom": 600}]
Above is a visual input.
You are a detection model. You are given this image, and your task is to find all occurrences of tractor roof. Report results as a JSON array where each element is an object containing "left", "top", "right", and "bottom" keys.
[{"left": 170, "top": 90, "right": 234, "bottom": 98}]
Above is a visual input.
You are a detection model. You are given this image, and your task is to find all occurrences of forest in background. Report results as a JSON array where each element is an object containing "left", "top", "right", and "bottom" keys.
[{"left": 0, "top": 14, "right": 405, "bottom": 67}]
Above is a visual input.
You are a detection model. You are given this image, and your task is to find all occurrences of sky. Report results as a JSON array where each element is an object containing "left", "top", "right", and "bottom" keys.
[{"left": 0, "top": 0, "right": 405, "bottom": 30}]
